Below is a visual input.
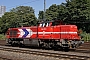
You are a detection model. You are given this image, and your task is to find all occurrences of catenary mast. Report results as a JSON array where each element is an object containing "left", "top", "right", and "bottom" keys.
[{"left": 44, "top": 0, "right": 46, "bottom": 21}]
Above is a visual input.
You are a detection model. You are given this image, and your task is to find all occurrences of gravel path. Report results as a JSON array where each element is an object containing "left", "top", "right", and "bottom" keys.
[
  {"left": 0, "top": 40, "right": 90, "bottom": 60},
  {"left": 0, "top": 50, "right": 65, "bottom": 60}
]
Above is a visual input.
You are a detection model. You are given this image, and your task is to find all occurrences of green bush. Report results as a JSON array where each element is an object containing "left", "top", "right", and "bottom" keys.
[
  {"left": 0, "top": 34, "right": 6, "bottom": 40},
  {"left": 80, "top": 31, "right": 90, "bottom": 42}
]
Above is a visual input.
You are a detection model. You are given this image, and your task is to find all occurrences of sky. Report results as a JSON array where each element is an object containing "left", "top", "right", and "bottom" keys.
[{"left": 0, "top": 0, "right": 66, "bottom": 17}]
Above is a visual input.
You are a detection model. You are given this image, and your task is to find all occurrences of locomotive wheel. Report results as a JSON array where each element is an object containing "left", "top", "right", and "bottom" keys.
[
  {"left": 19, "top": 43, "right": 25, "bottom": 48},
  {"left": 11, "top": 42, "right": 15, "bottom": 47},
  {"left": 7, "top": 39, "right": 12, "bottom": 44},
  {"left": 63, "top": 47, "right": 69, "bottom": 52}
]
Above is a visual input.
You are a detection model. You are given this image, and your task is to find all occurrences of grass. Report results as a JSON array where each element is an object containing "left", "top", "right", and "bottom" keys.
[{"left": 0, "top": 34, "right": 6, "bottom": 40}]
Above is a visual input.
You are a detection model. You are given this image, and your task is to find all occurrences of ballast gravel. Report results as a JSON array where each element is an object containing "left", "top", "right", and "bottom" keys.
[{"left": 0, "top": 50, "right": 67, "bottom": 60}]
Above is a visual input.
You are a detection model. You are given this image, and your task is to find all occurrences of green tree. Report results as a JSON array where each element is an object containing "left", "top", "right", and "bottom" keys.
[
  {"left": 45, "top": 4, "right": 58, "bottom": 20},
  {"left": 64, "top": 0, "right": 89, "bottom": 21},
  {"left": 10, "top": 6, "right": 37, "bottom": 26},
  {"left": 57, "top": 4, "right": 68, "bottom": 21},
  {"left": 0, "top": 12, "right": 18, "bottom": 33},
  {"left": 38, "top": 4, "right": 59, "bottom": 21},
  {"left": 38, "top": 11, "right": 44, "bottom": 20},
  {"left": 0, "top": 6, "right": 37, "bottom": 34},
  {"left": 65, "top": 0, "right": 90, "bottom": 32},
  {"left": 0, "top": 17, "right": 2, "bottom": 33},
  {"left": 10, "top": 6, "right": 34, "bottom": 14}
]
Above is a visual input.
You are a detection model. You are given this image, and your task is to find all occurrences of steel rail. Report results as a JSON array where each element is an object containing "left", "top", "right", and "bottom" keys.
[{"left": 0, "top": 46, "right": 90, "bottom": 60}]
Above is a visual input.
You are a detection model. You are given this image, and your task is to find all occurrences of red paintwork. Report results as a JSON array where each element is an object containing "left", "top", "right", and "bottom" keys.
[{"left": 6, "top": 21, "right": 80, "bottom": 40}]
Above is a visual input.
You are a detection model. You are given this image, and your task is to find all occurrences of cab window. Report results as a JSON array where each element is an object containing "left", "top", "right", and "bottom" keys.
[{"left": 39, "top": 23, "right": 49, "bottom": 27}]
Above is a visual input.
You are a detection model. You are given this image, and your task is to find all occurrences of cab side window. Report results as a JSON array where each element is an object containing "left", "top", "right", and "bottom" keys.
[
  {"left": 39, "top": 23, "right": 50, "bottom": 27},
  {"left": 46, "top": 23, "right": 49, "bottom": 27},
  {"left": 43, "top": 23, "right": 45, "bottom": 27},
  {"left": 44, "top": 23, "right": 49, "bottom": 27},
  {"left": 39, "top": 24, "right": 42, "bottom": 27}
]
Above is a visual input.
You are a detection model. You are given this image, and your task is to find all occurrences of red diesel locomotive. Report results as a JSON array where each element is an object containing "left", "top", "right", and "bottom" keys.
[{"left": 6, "top": 20, "right": 83, "bottom": 50}]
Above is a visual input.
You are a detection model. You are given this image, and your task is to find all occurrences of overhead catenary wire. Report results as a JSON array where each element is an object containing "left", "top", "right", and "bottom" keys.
[{"left": 6, "top": 0, "right": 41, "bottom": 10}]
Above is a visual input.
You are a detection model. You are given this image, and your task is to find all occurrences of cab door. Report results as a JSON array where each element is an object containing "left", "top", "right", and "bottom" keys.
[{"left": 38, "top": 22, "right": 51, "bottom": 39}]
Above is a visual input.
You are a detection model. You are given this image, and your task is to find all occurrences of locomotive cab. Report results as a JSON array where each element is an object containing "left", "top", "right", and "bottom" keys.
[{"left": 38, "top": 20, "right": 82, "bottom": 49}]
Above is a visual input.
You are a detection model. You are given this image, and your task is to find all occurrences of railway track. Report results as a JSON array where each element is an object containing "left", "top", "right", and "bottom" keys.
[
  {"left": 0, "top": 40, "right": 90, "bottom": 49},
  {"left": 0, "top": 40, "right": 7, "bottom": 46},
  {"left": 0, "top": 57, "right": 12, "bottom": 60},
  {"left": 0, "top": 46, "right": 90, "bottom": 60},
  {"left": 73, "top": 41, "right": 90, "bottom": 53},
  {"left": 0, "top": 40, "right": 90, "bottom": 60},
  {"left": 3, "top": 43, "right": 90, "bottom": 53}
]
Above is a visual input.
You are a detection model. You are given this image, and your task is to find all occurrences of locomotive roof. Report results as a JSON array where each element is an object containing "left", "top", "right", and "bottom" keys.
[{"left": 38, "top": 20, "right": 62, "bottom": 23}]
